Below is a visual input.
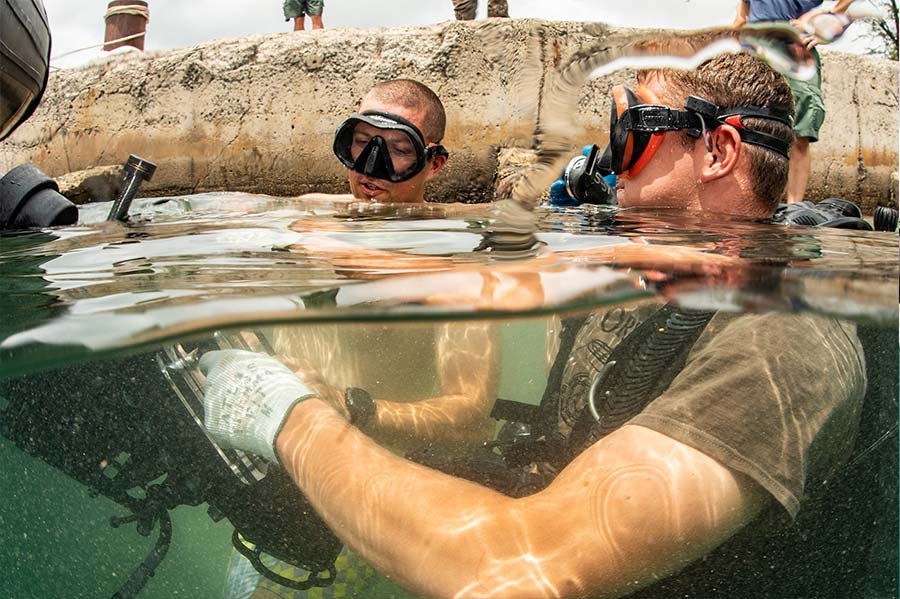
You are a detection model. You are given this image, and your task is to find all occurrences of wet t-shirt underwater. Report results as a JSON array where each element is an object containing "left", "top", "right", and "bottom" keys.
[{"left": 555, "top": 302, "right": 866, "bottom": 597}]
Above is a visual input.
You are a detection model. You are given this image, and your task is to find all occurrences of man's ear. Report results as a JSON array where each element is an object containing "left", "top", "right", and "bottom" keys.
[
  {"left": 424, "top": 151, "right": 448, "bottom": 181},
  {"left": 700, "top": 125, "right": 741, "bottom": 183}
]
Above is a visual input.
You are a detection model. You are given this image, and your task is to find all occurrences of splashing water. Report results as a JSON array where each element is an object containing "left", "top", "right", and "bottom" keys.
[{"left": 803, "top": 0, "right": 886, "bottom": 43}]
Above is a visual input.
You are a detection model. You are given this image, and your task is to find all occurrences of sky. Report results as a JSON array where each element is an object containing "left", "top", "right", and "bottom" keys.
[{"left": 44, "top": 0, "right": 866, "bottom": 69}]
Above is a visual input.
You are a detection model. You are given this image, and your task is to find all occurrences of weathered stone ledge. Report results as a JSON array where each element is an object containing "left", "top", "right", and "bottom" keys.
[{"left": 0, "top": 19, "right": 896, "bottom": 211}]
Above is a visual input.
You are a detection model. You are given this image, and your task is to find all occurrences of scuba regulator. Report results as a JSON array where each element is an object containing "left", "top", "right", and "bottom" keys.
[{"left": 549, "top": 144, "right": 617, "bottom": 207}]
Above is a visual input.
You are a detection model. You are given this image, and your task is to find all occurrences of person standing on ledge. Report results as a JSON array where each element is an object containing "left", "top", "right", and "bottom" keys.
[
  {"left": 283, "top": 0, "right": 324, "bottom": 31},
  {"left": 452, "top": 0, "right": 509, "bottom": 20},
  {"left": 732, "top": 0, "right": 854, "bottom": 203}
]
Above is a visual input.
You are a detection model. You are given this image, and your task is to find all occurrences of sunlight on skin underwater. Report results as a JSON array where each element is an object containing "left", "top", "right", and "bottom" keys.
[
  {"left": 277, "top": 411, "right": 765, "bottom": 598},
  {"left": 273, "top": 320, "right": 500, "bottom": 450}
]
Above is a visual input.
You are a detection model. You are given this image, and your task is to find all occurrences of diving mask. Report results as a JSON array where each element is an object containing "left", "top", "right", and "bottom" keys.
[
  {"left": 609, "top": 84, "right": 794, "bottom": 179},
  {"left": 333, "top": 110, "right": 448, "bottom": 183}
]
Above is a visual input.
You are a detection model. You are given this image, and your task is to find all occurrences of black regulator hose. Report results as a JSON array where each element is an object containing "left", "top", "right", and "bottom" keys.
[
  {"left": 567, "top": 305, "right": 715, "bottom": 457},
  {"left": 110, "top": 508, "right": 172, "bottom": 599},
  {"left": 0, "top": 163, "right": 77, "bottom": 229}
]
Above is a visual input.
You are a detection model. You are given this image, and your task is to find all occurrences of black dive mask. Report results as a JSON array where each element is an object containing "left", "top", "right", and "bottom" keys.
[
  {"left": 609, "top": 84, "right": 794, "bottom": 178},
  {"left": 333, "top": 110, "right": 448, "bottom": 183}
]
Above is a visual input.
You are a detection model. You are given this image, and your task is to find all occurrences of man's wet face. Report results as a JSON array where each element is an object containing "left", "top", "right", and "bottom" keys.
[
  {"left": 347, "top": 99, "right": 433, "bottom": 204},
  {"left": 616, "top": 78, "right": 702, "bottom": 211}
]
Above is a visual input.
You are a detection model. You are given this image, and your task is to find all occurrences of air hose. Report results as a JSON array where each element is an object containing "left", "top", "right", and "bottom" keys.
[
  {"left": 566, "top": 305, "right": 715, "bottom": 457},
  {"left": 0, "top": 163, "right": 77, "bottom": 229}
]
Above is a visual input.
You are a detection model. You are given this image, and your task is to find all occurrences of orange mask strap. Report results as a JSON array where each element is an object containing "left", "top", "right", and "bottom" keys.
[{"left": 620, "top": 83, "right": 667, "bottom": 180}]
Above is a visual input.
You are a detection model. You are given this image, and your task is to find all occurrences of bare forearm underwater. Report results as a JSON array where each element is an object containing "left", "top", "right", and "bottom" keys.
[{"left": 275, "top": 401, "right": 769, "bottom": 599}]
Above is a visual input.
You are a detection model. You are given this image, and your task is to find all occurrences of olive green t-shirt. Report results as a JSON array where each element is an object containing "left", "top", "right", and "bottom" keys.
[
  {"left": 556, "top": 304, "right": 867, "bottom": 597},
  {"left": 559, "top": 304, "right": 865, "bottom": 517}
]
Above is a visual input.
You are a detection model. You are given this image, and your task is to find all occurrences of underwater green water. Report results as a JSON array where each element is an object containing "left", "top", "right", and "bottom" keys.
[{"left": 1, "top": 316, "right": 549, "bottom": 599}]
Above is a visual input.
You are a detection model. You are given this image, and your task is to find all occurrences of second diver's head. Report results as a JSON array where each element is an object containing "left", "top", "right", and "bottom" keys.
[
  {"left": 333, "top": 79, "right": 448, "bottom": 203},
  {"left": 612, "top": 50, "right": 795, "bottom": 219}
]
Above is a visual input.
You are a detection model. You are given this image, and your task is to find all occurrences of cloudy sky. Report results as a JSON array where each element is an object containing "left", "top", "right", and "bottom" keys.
[{"left": 44, "top": 0, "right": 862, "bottom": 69}]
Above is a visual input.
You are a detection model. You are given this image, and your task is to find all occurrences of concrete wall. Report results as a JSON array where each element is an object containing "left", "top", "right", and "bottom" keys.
[{"left": 1, "top": 19, "right": 897, "bottom": 211}]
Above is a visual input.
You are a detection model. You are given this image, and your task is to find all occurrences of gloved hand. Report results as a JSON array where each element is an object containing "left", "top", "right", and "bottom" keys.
[{"left": 199, "top": 349, "right": 318, "bottom": 463}]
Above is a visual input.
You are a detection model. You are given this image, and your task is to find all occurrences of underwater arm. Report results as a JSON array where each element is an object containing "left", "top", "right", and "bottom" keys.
[
  {"left": 200, "top": 350, "right": 769, "bottom": 597},
  {"left": 366, "top": 320, "right": 500, "bottom": 445},
  {"left": 275, "top": 407, "right": 769, "bottom": 599}
]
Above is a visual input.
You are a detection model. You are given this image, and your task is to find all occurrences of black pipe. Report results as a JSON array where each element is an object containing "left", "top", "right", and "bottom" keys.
[{"left": 107, "top": 155, "right": 157, "bottom": 222}]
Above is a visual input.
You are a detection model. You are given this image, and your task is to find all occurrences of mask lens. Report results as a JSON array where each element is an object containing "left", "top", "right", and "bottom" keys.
[
  {"left": 609, "top": 86, "right": 634, "bottom": 174},
  {"left": 348, "top": 124, "right": 418, "bottom": 174},
  {"left": 333, "top": 112, "right": 431, "bottom": 183}
]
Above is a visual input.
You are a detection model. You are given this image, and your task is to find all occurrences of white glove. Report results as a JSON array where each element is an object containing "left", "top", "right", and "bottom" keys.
[{"left": 199, "top": 349, "right": 317, "bottom": 463}]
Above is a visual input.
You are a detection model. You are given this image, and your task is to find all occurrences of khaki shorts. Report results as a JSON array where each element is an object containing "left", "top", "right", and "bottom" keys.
[
  {"left": 283, "top": 0, "right": 323, "bottom": 20},
  {"left": 788, "top": 48, "right": 826, "bottom": 142}
]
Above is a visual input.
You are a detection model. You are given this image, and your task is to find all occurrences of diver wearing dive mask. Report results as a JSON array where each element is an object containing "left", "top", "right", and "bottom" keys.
[
  {"left": 609, "top": 83, "right": 793, "bottom": 180},
  {"left": 332, "top": 103, "right": 449, "bottom": 203},
  {"left": 334, "top": 111, "right": 448, "bottom": 183},
  {"left": 549, "top": 82, "right": 793, "bottom": 209},
  {"left": 611, "top": 75, "right": 795, "bottom": 216}
]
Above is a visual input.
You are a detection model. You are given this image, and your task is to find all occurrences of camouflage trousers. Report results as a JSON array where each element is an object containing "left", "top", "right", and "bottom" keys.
[{"left": 452, "top": 0, "right": 509, "bottom": 20}]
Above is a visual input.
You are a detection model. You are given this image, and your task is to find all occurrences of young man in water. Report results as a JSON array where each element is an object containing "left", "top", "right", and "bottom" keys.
[
  {"left": 226, "top": 80, "right": 500, "bottom": 598},
  {"left": 201, "top": 50, "right": 867, "bottom": 598},
  {"left": 299, "top": 78, "right": 449, "bottom": 204}
]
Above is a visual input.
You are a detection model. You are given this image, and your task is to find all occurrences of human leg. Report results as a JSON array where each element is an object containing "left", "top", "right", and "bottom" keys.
[
  {"left": 786, "top": 49, "right": 825, "bottom": 203},
  {"left": 282, "top": 0, "right": 305, "bottom": 30},
  {"left": 487, "top": 0, "right": 509, "bottom": 17},
  {"left": 306, "top": 0, "right": 324, "bottom": 29},
  {"left": 452, "top": 0, "right": 477, "bottom": 20},
  {"left": 787, "top": 137, "right": 812, "bottom": 203}
]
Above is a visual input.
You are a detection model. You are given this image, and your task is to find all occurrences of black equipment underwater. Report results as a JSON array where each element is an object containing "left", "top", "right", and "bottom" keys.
[
  {"left": 0, "top": 162, "right": 77, "bottom": 229},
  {"left": 565, "top": 306, "right": 715, "bottom": 458},
  {"left": 345, "top": 387, "right": 376, "bottom": 428},
  {"left": 333, "top": 110, "right": 448, "bottom": 183},
  {"left": 560, "top": 144, "right": 616, "bottom": 206},
  {"left": 770, "top": 198, "right": 874, "bottom": 230},
  {"left": 409, "top": 305, "right": 716, "bottom": 495},
  {"left": 609, "top": 84, "right": 793, "bottom": 178},
  {"left": 0, "top": 330, "right": 342, "bottom": 598},
  {"left": 107, "top": 155, "right": 158, "bottom": 222},
  {"left": 0, "top": 0, "right": 51, "bottom": 141}
]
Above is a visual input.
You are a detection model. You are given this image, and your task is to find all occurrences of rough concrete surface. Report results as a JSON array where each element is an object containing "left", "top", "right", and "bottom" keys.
[{"left": 0, "top": 19, "right": 896, "bottom": 211}]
